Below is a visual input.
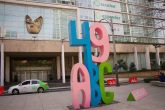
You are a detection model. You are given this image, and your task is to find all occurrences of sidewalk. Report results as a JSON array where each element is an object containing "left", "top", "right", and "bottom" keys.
[{"left": 0, "top": 83, "right": 164, "bottom": 110}]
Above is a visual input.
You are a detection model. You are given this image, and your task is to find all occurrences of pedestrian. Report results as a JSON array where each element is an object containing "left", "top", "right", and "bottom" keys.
[{"left": 159, "top": 72, "right": 165, "bottom": 82}]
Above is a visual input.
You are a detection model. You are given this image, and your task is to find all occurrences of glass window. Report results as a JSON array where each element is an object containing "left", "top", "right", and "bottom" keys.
[
  {"left": 76, "top": 0, "right": 91, "bottom": 7},
  {"left": 22, "top": 81, "right": 30, "bottom": 85},
  {"left": 122, "top": 14, "right": 128, "bottom": 23},
  {"left": 120, "top": 3, "right": 127, "bottom": 12},
  {"left": 123, "top": 25, "right": 130, "bottom": 35},
  {"left": 144, "top": 28, "right": 156, "bottom": 37},
  {"left": 32, "top": 80, "right": 38, "bottom": 84},
  {"left": 138, "top": 53, "right": 146, "bottom": 70},
  {"left": 131, "top": 26, "right": 144, "bottom": 36},
  {"left": 0, "top": 3, "right": 4, "bottom": 15}
]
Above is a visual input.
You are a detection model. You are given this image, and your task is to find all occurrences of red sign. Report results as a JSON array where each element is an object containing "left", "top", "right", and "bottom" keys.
[
  {"left": 0, "top": 86, "right": 4, "bottom": 95},
  {"left": 107, "top": 78, "right": 116, "bottom": 86},
  {"left": 129, "top": 77, "right": 138, "bottom": 83}
]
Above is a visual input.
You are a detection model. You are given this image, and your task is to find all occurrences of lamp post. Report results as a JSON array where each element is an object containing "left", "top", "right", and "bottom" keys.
[{"left": 99, "top": 18, "right": 119, "bottom": 86}]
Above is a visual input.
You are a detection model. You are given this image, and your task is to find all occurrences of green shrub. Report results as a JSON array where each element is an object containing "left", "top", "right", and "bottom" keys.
[
  {"left": 161, "top": 62, "right": 165, "bottom": 70},
  {"left": 144, "top": 77, "right": 158, "bottom": 83},
  {"left": 129, "top": 62, "right": 136, "bottom": 72}
]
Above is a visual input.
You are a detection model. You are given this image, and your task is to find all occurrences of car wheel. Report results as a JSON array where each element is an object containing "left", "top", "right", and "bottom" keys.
[
  {"left": 37, "top": 87, "right": 44, "bottom": 93},
  {"left": 12, "top": 89, "right": 19, "bottom": 95}
]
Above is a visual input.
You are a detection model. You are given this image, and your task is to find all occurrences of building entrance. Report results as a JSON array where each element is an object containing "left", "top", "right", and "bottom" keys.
[
  {"left": 14, "top": 68, "right": 51, "bottom": 82},
  {"left": 11, "top": 57, "right": 56, "bottom": 82}
]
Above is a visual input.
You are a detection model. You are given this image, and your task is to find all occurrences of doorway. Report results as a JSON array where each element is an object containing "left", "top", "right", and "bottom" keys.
[{"left": 11, "top": 57, "right": 56, "bottom": 82}]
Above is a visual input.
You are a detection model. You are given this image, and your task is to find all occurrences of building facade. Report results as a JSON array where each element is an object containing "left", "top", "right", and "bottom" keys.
[{"left": 0, "top": 0, "right": 164, "bottom": 86}]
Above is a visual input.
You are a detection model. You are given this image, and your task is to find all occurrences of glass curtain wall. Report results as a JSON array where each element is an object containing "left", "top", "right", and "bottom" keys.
[
  {"left": 77, "top": 0, "right": 165, "bottom": 44},
  {"left": 127, "top": 0, "right": 165, "bottom": 44},
  {"left": 0, "top": 3, "right": 76, "bottom": 40}
]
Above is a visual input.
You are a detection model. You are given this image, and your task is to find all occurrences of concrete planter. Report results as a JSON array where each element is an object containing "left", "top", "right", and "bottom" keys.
[{"left": 105, "top": 70, "right": 165, "bottom": 78}]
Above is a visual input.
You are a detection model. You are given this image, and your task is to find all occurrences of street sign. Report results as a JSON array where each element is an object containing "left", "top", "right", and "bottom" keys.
[
  {"left": 129, "top": 77, "right": 138, "bottom": 83},
  {"left": 107, "top": 78, "right": 116, "bottom": 86}
]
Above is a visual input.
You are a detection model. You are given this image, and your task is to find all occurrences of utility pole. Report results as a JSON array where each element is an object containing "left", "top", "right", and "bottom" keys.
[{"left": 99, "top": 18, "right": 119, "bottom": 86}]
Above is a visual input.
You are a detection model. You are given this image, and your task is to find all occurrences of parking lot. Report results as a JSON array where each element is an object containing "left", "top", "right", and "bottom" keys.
[{"left": 0, "top": 83, "right": 165, "bottom": 110}]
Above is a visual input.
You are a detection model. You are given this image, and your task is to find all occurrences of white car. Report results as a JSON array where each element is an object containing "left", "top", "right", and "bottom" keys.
[{"left": 8, "top": 79, "right": 49, "bottom": 95}]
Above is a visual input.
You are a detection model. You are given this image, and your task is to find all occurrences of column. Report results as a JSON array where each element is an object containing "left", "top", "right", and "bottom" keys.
[
  {"left": 5, "top": 56, "right": 10, "bottom": 82},
  {"left": 156, "top": 47, "right": 160, "bottom": 67},
  {"left": 56, "top": 56, "right": 61, "bottom": 80},
  {"left": 134, "top": 46, "right": 139, "bottom": 70},
  {"left": 61, "top": 42, "right": 66, "bottom": 83},
  {"left": 1, "top": 43, "right": 4, "bottom": 86},
  {"left": 145, "top": 46, "right": 151, "bottom": 70}
]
